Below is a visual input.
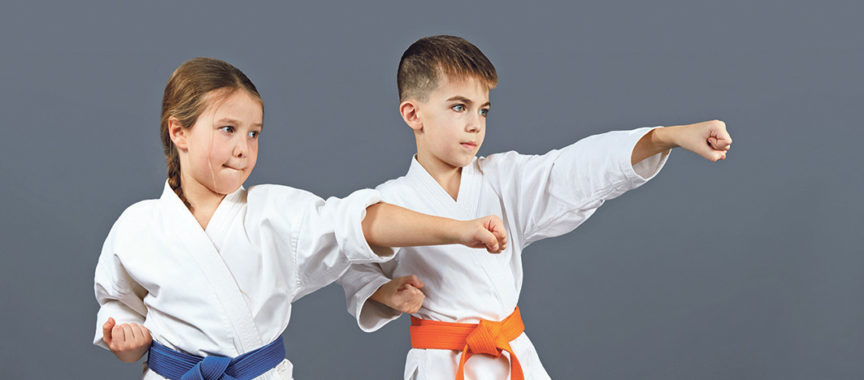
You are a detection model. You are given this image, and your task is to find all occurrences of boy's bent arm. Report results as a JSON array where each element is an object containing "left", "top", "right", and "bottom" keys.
[
  {"left": 362, "top": 202, "right": 506, "bottom": 254},
  {"left": 337, "top": 264, "right": 402, "bottom": 332}
]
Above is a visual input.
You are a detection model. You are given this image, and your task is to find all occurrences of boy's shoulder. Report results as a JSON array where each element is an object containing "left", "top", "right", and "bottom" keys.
[
  {"left": 476, "top": 150, "right": 534, "bottom": 176},
  {"left": 374, "top": 174, "right": 415, "bottom": 205}
]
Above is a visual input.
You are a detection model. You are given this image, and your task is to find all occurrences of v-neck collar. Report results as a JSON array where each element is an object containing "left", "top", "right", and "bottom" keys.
[
  {"left": 158, "top": 181, "right": 246, "bottom": 245},
  {"left": 405, "top": 156, "right": 481, "bottom": 219},
  {"left": 157, "top": 180, "right": 262, "bottom": 352}
]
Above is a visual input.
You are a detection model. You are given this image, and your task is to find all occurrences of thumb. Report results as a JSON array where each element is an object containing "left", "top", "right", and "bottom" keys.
[
  {"left": 489, "top": 218, "right": 507, "bottom": 248},
  {"left": 102, "top": 317, "right": 115, "bottom": 344},
  {"left": 405, "top": 274, "right": 424, "bottom": 289},
  {"left": 479, "top": 228, "right": 500, "bottom": 253}
]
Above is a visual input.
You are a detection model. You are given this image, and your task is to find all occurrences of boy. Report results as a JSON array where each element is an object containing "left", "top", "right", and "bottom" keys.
[{"left": 337, "top": 35, "right": 732, "bottom": 379}]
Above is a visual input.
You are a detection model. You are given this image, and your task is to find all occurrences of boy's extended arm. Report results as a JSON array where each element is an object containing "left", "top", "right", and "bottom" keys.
[
  {"left": 632, "top": 120, "right": 732, "bottom": 164},
  {"left": 361, "top": 202, "right": 507, "bottom": 254}
]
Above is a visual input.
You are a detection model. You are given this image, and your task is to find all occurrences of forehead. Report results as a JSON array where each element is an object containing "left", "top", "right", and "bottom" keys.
[
  {"left": 429, "top": 74, "right": 491, "bottom": 102},
  {"left": 201, "top": 89, "right": 263, "bottom": 124}
]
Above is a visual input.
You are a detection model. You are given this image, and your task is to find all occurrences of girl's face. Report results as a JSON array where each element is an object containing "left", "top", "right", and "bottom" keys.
[{"left": 182, "top": 89, "right": 263, "bottom": 195}]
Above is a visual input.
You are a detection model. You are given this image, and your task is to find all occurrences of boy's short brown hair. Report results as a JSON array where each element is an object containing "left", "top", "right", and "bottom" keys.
[{"left": 397, "top": 35, "right": 498, "bottom": 102}]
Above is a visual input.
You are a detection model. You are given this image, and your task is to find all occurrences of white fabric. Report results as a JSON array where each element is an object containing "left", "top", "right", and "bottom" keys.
[
  {"left": 338, "top": 127, "right": 669, "bottom": 380},
  {"left": 94, "top": 182, "right": 390, "bottom": 379}
]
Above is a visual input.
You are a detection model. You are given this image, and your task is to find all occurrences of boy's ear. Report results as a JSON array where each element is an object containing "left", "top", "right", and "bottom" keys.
[
  {"left": 168, "top": 117, "right": 190, "bottom": 151},
  {"left": 399, "top": 100, "right": 422, "bottom": 132}
]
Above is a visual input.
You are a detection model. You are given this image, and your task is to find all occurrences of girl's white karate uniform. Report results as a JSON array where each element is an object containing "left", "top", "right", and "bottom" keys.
[
  {"left": 94, "top": 182, "right": 392, "bottom": 379},
  {"left": 338, "top": 128, "right": 670, "bottom": 380}
]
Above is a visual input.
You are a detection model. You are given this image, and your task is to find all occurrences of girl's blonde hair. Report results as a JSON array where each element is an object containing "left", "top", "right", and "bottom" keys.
[{"left": 160, "top": 57, "right": 262, "bottom": 209}]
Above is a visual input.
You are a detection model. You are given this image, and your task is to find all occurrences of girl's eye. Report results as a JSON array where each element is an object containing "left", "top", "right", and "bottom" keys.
[
  {"left": 219, "top": 126, "right": 235, "bottom": 133},
  {"left": 480, "top": 108, "right": 489, "bottom": 117},
  {"left": 248, "top": 130, "right": 260, "bottom": 138},
  {"left": 451, "top": 104, "right": 465, "bottom": 112}
]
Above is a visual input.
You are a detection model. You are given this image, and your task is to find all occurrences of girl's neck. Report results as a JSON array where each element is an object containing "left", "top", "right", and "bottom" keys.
[{"left": 179, "top": 173, "right": 226, "bottom": 230}]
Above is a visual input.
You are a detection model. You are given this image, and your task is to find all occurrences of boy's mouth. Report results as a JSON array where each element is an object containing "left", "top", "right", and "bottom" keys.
[{"left": 460, "top": 142, "right": 477, "bottom": 150}]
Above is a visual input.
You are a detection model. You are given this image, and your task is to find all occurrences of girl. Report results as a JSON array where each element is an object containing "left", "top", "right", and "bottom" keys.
[{"left": 93, "top": 57, "right": 508, "bottom": 380}]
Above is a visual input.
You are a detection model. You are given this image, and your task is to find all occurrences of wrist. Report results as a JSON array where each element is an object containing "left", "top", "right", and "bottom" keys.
[
  {"left": 370, "top": 285, "right": 387, "bottom": 305},
  {"left": 652, "top": 126, "right": 679, "bottom": 151},
  {"left": 115, "top": 348, "right": 146, "bottom": 363},
  {"left": 438, "top": 218, "right": 465, "bottom": 245}
]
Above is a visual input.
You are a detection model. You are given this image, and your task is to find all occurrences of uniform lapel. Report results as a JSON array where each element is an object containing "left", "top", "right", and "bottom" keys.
[
  {"left": 406, "top": 156, "right": 480, "bottom": 220},
  {"left": 158, "top": 182, "right": 263, "bottom": 353}
]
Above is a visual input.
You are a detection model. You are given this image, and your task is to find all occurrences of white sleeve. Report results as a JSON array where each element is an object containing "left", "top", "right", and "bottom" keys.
[
  {"left": 92, "top": 221, "right": 147, "bottom": 350},
  {"left": 248, "top": 187, "right": 398, "bottom": 302},
  {"left": 483, "top": 127, "right": 669, "bottom": 248},
  {"left": 336, "top": 263, "right": 401, "bottom": 332}
]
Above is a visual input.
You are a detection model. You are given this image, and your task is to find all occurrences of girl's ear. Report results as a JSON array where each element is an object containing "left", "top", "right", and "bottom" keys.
[
  {"left": 400, "top": 100, "right": 423, "bottom": 133},
  {"left": 168, "top": 117, "right": 189, "bottom": 151}
]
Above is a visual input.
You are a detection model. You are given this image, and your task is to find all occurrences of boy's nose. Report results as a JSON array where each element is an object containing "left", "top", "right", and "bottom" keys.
[{"left": 466, "top": 114, "right": 482, "bottom": 132}]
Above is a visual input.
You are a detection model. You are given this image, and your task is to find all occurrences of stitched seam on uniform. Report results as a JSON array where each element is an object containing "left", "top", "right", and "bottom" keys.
[
  {"left": 523, "top": 169, "right": 624, "bottom": 245},
  {"left": 290, "top": 204, "right": 306, "bottom": 302}
]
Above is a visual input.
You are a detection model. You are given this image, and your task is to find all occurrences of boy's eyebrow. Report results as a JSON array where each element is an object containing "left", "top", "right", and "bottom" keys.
[
  {"left": 446, "top": 96, "right": 491, "bottom": 108},
  {"left": 446, "top": 96, "right": 473, "bottom": 104}
]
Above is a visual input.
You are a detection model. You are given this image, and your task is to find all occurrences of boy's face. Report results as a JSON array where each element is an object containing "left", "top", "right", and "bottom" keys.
[
  {"left": 411, "top": 74, "right": 490, "bottom": 170},
  {"left": 184, "top": 89, "right": 263, "bottom": 195}
]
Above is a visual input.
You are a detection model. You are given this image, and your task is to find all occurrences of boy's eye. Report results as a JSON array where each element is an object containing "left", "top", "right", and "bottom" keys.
[
  {"left": 451, "top": 104, "right": 466, "bottom": 112},
  {"left": 219, "top": 126, "right": 235, "bottom": 133},
  {"left": 480, "top": 108, "right": 489, "bottom": 117},
  {"left": 248, "top": 130, "right": 260, "bottom": 138}
]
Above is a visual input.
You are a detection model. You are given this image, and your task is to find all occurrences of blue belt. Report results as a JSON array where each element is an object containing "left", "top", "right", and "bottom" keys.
[{"left": 147, "top": 337, "right": 285, "bottom": 380}]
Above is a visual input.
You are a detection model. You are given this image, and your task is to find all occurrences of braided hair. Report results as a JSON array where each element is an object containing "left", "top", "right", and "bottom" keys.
[{"left": 159, "top": 57, "right": 261, "bottom": 210}]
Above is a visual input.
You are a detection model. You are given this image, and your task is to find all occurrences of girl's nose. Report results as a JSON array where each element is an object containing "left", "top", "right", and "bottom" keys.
[{"left": 234, "top": 139, "right": 248, "bottom": 158}]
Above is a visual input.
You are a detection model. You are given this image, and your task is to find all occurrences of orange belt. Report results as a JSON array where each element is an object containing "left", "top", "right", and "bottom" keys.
[{"left": 409, "top": 307, "right": 525, "bottom": 380}]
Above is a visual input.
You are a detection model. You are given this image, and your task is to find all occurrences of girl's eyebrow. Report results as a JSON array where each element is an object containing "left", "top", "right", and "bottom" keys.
[
  {"left": 215, "top": 117, "right": 240, "bottom": 125},
  {"left": 215, "top": 118, "right": 263, "bottom": 128}
]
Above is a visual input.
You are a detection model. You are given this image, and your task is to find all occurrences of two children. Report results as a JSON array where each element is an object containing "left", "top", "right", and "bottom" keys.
[
  {"left": 95, "top": 35, "right": 732, "bottom": 380},
  {"left": 93, "top": 57, "right": 507, "bottom": 379},
  {"left": 336, "top": 35, "right": 732, "bottom": 380}
]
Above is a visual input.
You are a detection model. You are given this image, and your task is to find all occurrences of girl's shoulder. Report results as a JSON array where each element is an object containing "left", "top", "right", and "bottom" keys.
[
  {"left": 246, "top": 184, "right": 322, "bottom": 207},
  {"left": 100, "top": 199, "right": 161, "bottom": 255},
  {"left": 110, "top": 199, "right": 161, "bottom": 237}
]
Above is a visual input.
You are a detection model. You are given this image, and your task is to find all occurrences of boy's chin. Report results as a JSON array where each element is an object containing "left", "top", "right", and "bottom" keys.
[{"left": 448, "top": 156, "right": 475, "bottom": 168}]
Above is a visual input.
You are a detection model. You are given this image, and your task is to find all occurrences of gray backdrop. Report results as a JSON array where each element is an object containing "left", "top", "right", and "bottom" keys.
[{"left": 1, "top": 1, "right": 862, "bottom": 379}]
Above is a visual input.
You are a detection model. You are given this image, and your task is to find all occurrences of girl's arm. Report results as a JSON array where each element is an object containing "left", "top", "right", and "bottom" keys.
[
  {"left": 101, "top": 317, "right": 151, "bottom": 363},
  {"left": 94, "top": 216, "right": 152, "bottom": 363},
  {"left": 361, "top": 202, "right": 507, "bottom": 254}
]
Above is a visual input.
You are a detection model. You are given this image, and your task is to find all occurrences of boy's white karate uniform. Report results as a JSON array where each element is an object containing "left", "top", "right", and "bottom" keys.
[
  {"left": 94, "top": 182, "right": 392, "bottom": 380},
  {"left": 339, "top": 128, "right": 669, "bottom": 380}
]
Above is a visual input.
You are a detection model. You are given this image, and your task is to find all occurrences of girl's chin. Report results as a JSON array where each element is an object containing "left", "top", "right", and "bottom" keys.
[{"left": 210, "top": 178, "right": 245, "bottom": 194}]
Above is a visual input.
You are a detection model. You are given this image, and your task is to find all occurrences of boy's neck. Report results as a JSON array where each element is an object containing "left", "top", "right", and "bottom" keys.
[
  {"left": 415, "top": 151, "right": 463, "bottom": 201},
  {"left": 179, "top": 173, "right": 227, "bottom": 230}
]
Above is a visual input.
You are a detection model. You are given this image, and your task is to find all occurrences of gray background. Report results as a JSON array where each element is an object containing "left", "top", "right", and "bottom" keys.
[{"left": 1, "top": 1, "right": 862, "bottom": 379}]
